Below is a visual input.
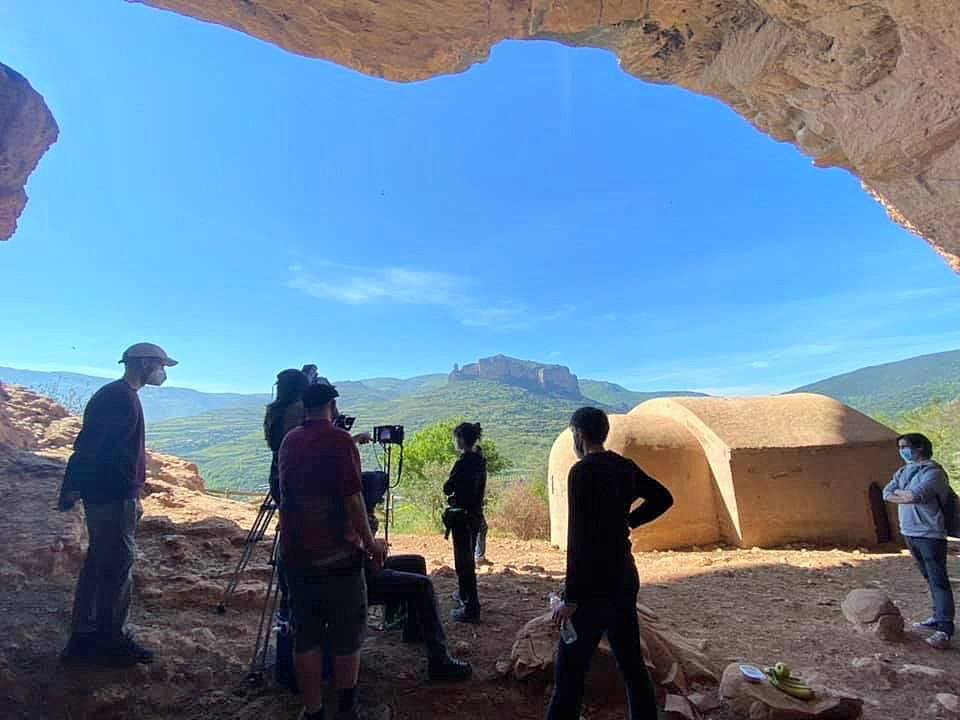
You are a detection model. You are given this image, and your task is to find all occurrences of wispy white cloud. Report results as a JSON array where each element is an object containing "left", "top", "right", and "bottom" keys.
[
  {"left": 894, "top": 287, "right": 945, "bottom": 302},
  {"left": 749, "top": 360, "right": 770, "bottom": 369},
  {"left": 287, "top": 264, "right": 464, "bottom": 306},
  {"left": 287, "top": 263, "right": 573, "bottom": 331}
]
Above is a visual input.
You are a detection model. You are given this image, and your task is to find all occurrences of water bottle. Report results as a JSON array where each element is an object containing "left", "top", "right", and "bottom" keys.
[{"left": 548, "top": 593, "right": 578, "bottom": 644}]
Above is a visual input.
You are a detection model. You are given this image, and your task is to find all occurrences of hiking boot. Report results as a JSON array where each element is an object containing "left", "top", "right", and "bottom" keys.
[
  {"left": 926, "top": 631, "right": 952, "bottom": 650},
  {"left": 60, "top": 632, "right": 101, "bottom": 664},
  {"left": 102, "top": 635, "right": 155, "bottom": 666},
  {"left": 428, "top": 654, "right": 472, "bottom": 682},
  {"left": 383, "top": 604, "right": 406, "bottom": 631},
  {"left": 451, "top": 605, "right": 480, "bottom": 624},
  {"left": 911, "top": 617, "right": 938, "bottom": 631},
  {"left": 475, "top": 556, "right": 493, "bottom": 567}
]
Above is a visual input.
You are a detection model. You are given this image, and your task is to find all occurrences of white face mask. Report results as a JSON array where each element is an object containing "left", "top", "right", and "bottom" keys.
[{"left": 145, "top": 366, "right": 167, "bottom": 386}]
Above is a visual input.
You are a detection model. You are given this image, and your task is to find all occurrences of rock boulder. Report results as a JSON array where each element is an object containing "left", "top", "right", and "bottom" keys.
[
  {"left": 720, "top": 663, "right": 863, "bottom": 720},
  {"left": 841, "top": 589, "right": 904, "bottom": 642},
  {"left": 509, "top": 603, "right": 716, "bottom": 718}
]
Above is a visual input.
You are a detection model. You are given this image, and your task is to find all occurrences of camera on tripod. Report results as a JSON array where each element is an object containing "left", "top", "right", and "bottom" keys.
[{"left": 373, "top": 425, "right": 404, "bottom": 445}]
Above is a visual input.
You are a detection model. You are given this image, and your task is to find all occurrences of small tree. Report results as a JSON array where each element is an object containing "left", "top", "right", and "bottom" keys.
[{"left": 400, "top": 418, "right": 511, "bottom": 529}]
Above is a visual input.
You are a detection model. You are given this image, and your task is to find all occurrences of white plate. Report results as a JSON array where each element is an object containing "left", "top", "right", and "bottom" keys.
[{"left": 738, "top": 664, "right": 767, "bottom": 683}]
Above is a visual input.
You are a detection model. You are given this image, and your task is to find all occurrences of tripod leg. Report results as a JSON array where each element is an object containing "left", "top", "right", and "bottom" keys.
[
  {"left": 248, "top": 530, "right": 282, "bottom": 681},
  {"left": 218, "top": 492, "right": 276, "bottom": 613}
]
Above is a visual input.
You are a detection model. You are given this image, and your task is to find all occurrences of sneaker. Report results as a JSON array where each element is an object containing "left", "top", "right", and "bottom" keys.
[
  {"left": 428, "top": 654, "right": 472, "bottom": 682},
  {"left": 475, "top": 556, "right": 493, "bottom": 567},
  {"left": 60, "top": 632, "right": 101, "bottom": 664},
  {"left": 926, "top": 631, "right": 952, "bottom": 650},
  {"left": 912, "top": 617, "right": 938, "bottom": 632},
  {"left": 450, "top": 589, "right": 463, "bottom": 604},
  {"left": 451, "top": 606, "right": 480, "bottom": 624},
  {"left": 102, "top": 635, "right": 155, "bottom": 666}
]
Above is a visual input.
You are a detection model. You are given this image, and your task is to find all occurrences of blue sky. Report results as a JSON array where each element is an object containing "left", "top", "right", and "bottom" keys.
[{"left": 2, "top": 2, "right": 958, "bottom": 395}]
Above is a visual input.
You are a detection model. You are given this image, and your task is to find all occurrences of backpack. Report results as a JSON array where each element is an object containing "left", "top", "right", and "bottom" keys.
[{"left": 941, "top": 484, "right": 960, "bottom": 539}]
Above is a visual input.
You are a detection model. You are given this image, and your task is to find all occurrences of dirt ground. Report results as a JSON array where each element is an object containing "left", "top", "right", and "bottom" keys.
[{"left": 2, "top": 505, "right": 958, "bottom": 720}]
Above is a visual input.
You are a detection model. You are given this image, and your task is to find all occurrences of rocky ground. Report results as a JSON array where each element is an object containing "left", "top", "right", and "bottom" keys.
[{"left": 1, "top": 383, "right": 958, "bottom": 720}]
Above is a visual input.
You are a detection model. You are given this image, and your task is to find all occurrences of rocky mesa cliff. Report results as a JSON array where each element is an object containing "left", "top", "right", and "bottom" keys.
[{"left": 450, "top": 355, "right": 581, "bottom": 396}]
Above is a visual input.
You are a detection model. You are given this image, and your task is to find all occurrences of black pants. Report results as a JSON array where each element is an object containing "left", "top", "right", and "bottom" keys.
[
  {"left": 906, "top": 536, "right": 956, "bottom": 636},
  {"left": 449, "top": 513, "right": 480, "bottom": 610},
  {"left": 367, "top": 555, "right": 450, "bottom": 661},
  {"left": 546, "top": 574, "right": 659, "bottom": 720}
]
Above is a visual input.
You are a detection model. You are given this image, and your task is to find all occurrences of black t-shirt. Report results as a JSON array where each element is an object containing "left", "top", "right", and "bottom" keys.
[
  {"left": 69, "top": 380, "right": 146, "bottom": 502},
  {"left": 564, "top": 450, "right": 673, "bottom": 605}
]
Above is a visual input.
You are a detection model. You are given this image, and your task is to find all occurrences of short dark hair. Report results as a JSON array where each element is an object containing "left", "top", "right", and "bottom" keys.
[
  {"left": 454, "top": 422, "right": 482, "bottom": 447},
  {"left": 570, "top": 406, "right": 609, "bottom": 445},
  {"left": 897, "top": 432, "right": 933, "bottom": 458},
  {"left": 303, "top": 382, "right": 339, "bottom": 409}
]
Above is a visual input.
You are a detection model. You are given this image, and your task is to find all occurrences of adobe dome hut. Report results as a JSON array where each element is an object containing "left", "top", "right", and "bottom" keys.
[{"left": 548, "top": 393, "right": 901, "bottom": 551}]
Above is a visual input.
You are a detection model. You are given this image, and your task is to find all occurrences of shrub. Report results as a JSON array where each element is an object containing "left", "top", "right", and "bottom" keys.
[{"left": 491, "top": 480, "right": 551, "bottom": 540}]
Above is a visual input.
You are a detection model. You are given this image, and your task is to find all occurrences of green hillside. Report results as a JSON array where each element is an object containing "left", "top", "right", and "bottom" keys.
[
  {"left": 790, "top": 349, "right": 960, "bottom": 416},
  {"left": 579, "top": 379, "right": 707, "bottom": 411},
  {"left": 361, "top": 374, "right": 448, "bottom": 397},
  {"left": 146, "top": 378, "right": 599, "bottom": 491}
]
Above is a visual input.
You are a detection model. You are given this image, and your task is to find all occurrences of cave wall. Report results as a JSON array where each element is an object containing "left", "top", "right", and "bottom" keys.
[
  {"left": 0, "top": 63, "right": 58, "bottom": 242},
  {"left": 5, "top": 1, "right": 959, "bottom": 272}
]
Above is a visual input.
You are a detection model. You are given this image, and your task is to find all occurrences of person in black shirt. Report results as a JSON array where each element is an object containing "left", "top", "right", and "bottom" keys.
[
  {"left": 264, "top": 369, "right": 311, "bottom": 502},
  {"left": 58, "top": 343, "right": 178, "bottom": 667},
  {"left": 443, "top": 422, "right": 486, "bottom": 623},
  {"left": 547, "top": 407, "right": 673, "bottom": 720}
]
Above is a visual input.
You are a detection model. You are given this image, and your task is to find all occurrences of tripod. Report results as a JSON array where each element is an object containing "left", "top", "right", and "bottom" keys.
[
  {"left": 216, "top": 490, "right": 277, "bottom": 614},
  {"left": 379, "top": 441, "right": 400, "bottom": 546},
  {"left": 245, "top": 529, "right": 287, "bottom": 686}
]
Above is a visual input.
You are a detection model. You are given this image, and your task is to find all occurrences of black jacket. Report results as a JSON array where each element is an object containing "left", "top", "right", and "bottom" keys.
[{"left": 444, "top": 450, "right": 487, "bottom": 512}]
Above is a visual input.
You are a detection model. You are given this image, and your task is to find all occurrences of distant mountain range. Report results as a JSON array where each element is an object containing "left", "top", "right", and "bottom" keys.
[
  {"left": 0, "top": 366, "right": 268, "bottom": 421},
  {"left": 0, "top": 358, "right": 705, "bottom": 490},
  {"left": 5, "top": 348, "right": 959, "bottom": 492},
  {"left": 789, "top": 349, "right": 960, "bottom": 416}
]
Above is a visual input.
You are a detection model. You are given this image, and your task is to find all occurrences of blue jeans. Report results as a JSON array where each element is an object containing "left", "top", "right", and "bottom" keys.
[
  {"left": 475, "top": 512, "right": 488, "bottom": 559},
  {"left": 906, "top": 536, "right": 955, "bottom": 636}
]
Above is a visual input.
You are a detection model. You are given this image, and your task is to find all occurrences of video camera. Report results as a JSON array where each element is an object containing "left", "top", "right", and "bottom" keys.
[
  {"left": 334, "top": 414, "right": 356, "bottom": 431},
  {"left": 373, "top": 425, "right": 404, "bottom": 445}
]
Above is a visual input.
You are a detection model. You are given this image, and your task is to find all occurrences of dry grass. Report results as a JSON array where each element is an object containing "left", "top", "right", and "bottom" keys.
[{"left": 491, "top": 480, "right": 551, "bottom": 540}]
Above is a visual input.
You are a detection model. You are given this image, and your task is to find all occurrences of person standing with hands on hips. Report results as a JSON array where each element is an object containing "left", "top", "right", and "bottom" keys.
[{"left": 548, "top": 407, "right": 673, "bottom": 720}]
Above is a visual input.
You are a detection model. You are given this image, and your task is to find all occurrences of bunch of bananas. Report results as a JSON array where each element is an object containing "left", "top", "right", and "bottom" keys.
[{"left": 765, "top": 662, "right": 814, "bottom": 701}]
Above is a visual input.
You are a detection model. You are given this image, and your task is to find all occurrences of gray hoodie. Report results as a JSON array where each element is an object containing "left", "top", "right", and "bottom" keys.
[{"left": 883, "top": 460, "right": 951, "bottom": 539}]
